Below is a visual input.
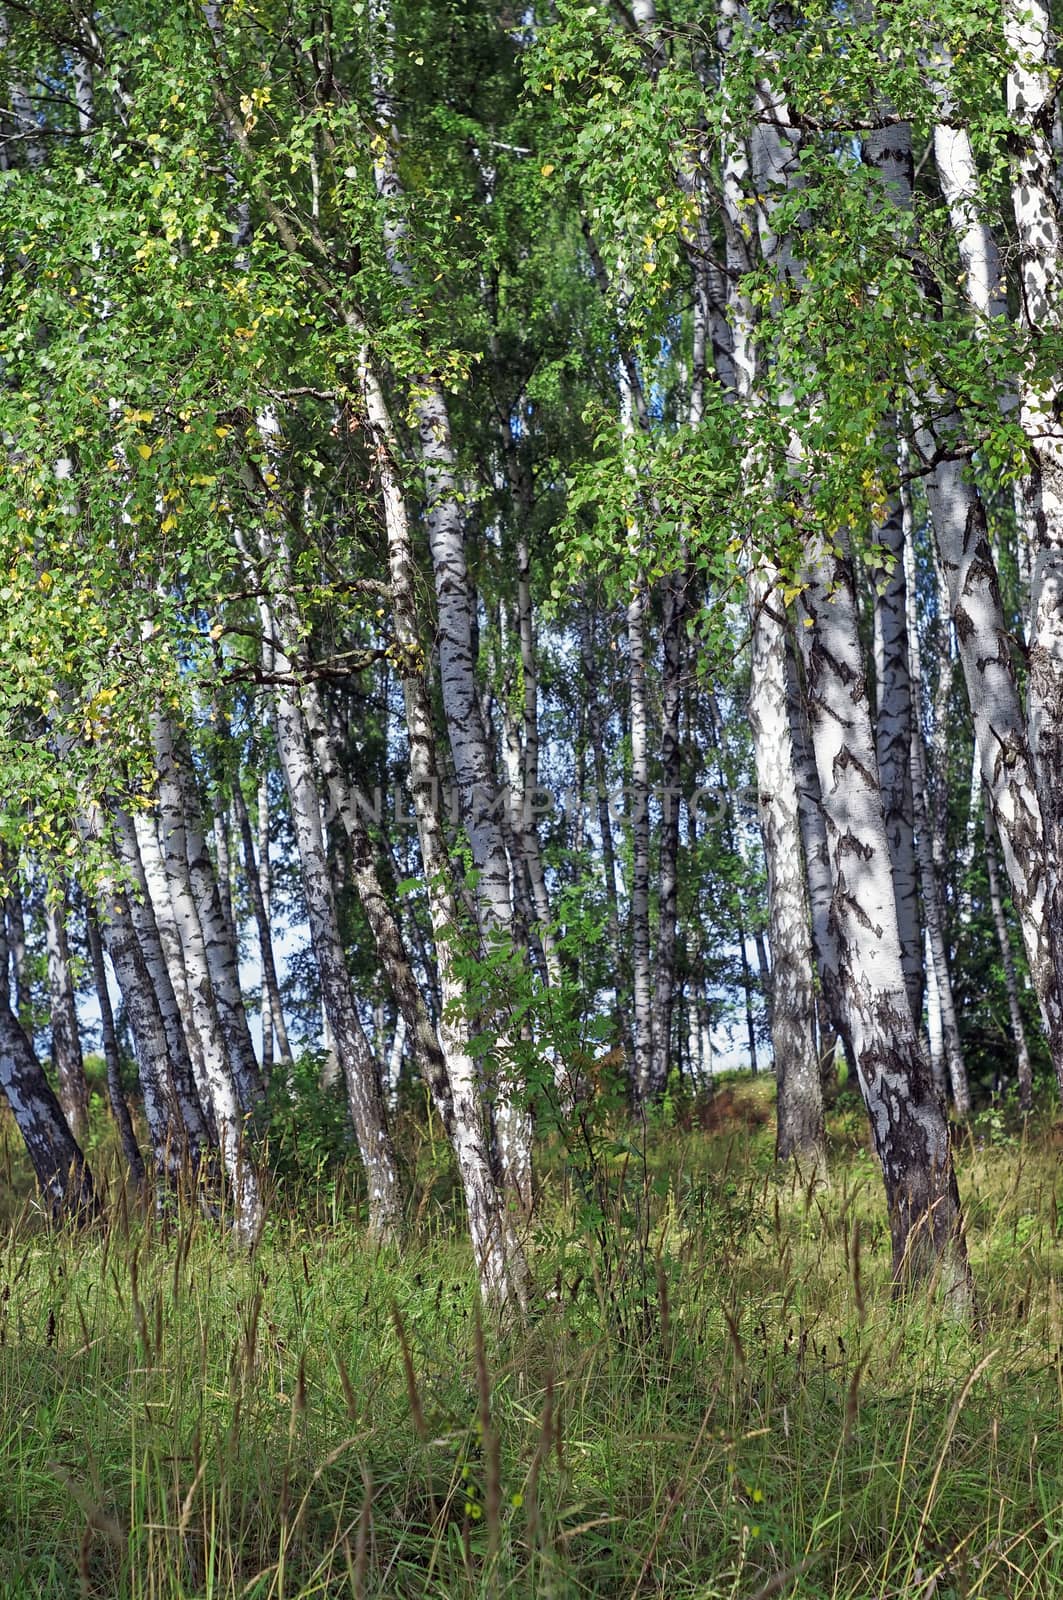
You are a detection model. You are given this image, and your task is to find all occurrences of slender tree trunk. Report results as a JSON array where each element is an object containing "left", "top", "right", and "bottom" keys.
[
  {"left": 985, "top": 803, "right": 1035, "bottom": 1111},
  {"left": 626, "top": 586, "right": 656, "bottom": 1101},
  {"left": 120, "top": 808, "right": 217, "bottom": 1149},
  {"left": 214, "top": 803, "right": 236, "bottom": 954},
  {"left": 293, "top": 665, "right": 455, "bottom": 1135},
  {"left": 44, "top": 889, "right": 90, "bottom": 1146},
  {"left": 0, "top": 998, "right": 95, "bottom": 1218},
  {"left": 151, "top": 716, "right": 262, "bottom": 1240},
  {"left": 866, "top": 118, "right": 1063, "bottom": 1088},
  {"left": 359, "top": 350, "right": 529, "bottom": 1311},
  {"left": 81, "top": 806, "right": 208, "bottom": 1176},
  {"left": 902, "top": 465, "right": 971, "bottom": 1114},
  {"left": 268, "top": 671, "right": 405, "bottom": 1245},
  {"left": 256, "top": 772, "right": 275, "bottom": 1077},
  {"left": 152, "top": 711, "right": 263, "bottom": 1117},
  {"left": 716, "top": 52, "right": 825, "bottom": 1161},
  {"left": 872, "top": 484, "right": 923, "bottom": 1025},
  {"left": 580, "top": 610, "right": 632, "bottom": 1068},
  {"left": 366, "top": 2, "right": 530, "bottom": 1202},
  {"left": 85, "top": 905, "right": 146, "bottom": 1188},
  {"left": 237, "top": 504, "right": 455, "bottom": 1134},
  {"left": 1003, "top": 0, "right": 1063, "bottom": 1053},
  {"left": 496, "top": 415, "right": 560, "bottom": 983},
  {"left": 650, "top": 568, "right": 686, "bottom": 1097},
  {"left": 3, "top": 850, "right": 29, "bottom": 1027},
  {"left": 232, "top": 779, "right": 292, "bottom": 1073}
]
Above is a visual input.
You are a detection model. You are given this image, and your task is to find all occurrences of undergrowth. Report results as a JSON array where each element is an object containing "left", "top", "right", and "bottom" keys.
[{"left": 1, "top": 1079, "right": 1062, "bottom": 1598}]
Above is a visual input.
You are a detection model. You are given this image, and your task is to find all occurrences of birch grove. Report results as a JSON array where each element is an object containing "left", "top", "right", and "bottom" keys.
[{"left": 0, "top": 0, "right": 1061, "bottom": 1316}]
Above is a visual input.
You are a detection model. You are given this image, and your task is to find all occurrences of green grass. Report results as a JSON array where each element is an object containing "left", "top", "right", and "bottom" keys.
[{"left": 1, "top": 1081, "right": 1063, "bottom": 1598}]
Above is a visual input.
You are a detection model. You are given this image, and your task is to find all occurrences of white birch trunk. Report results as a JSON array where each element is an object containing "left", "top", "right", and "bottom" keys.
[
  {"left": 866, "top": 116, "right": 1063, "bottom": 1086},
  {"left": 796, "top": 538, "right": 970, "bottom": 1303},
  {"left": 748, "top": 569, "right": 826, "bottom": 1172},
  {"left": 268, "top": 671, "right": 405, "bottom": 1245},
  {"left": 717, "top": 31, "right": 825, "bottom": 1161},
  {"left": 44, "top": 889, "right": 89, "bottom": 1146},
  {"left": 984, "top": 803, "right": 1035, "bottom": 1110},
  {"left": 359, "top": 351, "right": 529, "bottom": 1311},
  {"left": 626, "top": 585, "right": 656, "bottom": 1102},
  {"left": 153, "top": 712, "right": 263, "bottom": 1115},
  {"left": 78, "top": 804, "right": 199, "bottom": 1176},
  {"left": 232, "top": 778, "right": 292, "bottom": 1073},
  {"left": 130, "top": 807, "right": 213, "bottom": 1128},
  {"left": 110, "top": 806, "right": 214, "bottom": 1157},
  {"left": 256, "top": 771, "right": 276, "bottom": 1076},
  {"left": 902, "top": 470, "right": 971, "bottom": 1114},
  {"left": 151, "top": 715, "right": 262, "bottom": 1241},
  {"left": 872, "top": 487, "right": 923, "bottom": 1024},
  {"left": 85, "top": 906, "right": 146, "bottom": 1188},
  {"left": 1003, "top": 0, "right": 1063, "bottom": 1056}
]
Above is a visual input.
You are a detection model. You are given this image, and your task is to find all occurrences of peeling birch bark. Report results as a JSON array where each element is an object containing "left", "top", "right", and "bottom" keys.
[{"left": 797, "top": 539, "right": 971, "bottom": 1305}]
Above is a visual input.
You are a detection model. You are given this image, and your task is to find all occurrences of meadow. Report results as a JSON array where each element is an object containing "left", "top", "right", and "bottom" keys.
[{"left": 1, "top": 1078, "right": 1061, "bottom": 1600}]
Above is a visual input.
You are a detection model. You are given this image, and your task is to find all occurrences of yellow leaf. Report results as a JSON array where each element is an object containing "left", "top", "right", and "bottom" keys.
[
  {"left": 38, "top": 571, "right": 53, "bottom": 592},
  {"left": 643, "top": 261, "right": 656, "bottom": 274},
  {"left": 540, "top": 163, "right": 555, "bottom": 177},
  {"left": 137, "top": 443, "right": 152, "bottom": 460},
  {"left": 160, "top": 514, "right": 178, "bottom": 532},
  {"left": 215, "top": 426, "right": 230, "bottom": 439}
]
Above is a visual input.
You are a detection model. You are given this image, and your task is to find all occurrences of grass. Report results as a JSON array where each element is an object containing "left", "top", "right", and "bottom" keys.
[{"left": 1, "top": 1077, "right": 1062, "bottom": 1598}]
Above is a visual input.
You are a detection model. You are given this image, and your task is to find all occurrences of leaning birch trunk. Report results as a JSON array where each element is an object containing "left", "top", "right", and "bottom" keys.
[
  {"left": 359, "top": 350, "right": 529, "bottom": 1311},
  {"left": 130, "top": 809, "right": 206, "bottom": 1092},
  {"left": 797, "top": 538, "right": 971, "bottom": 1304},
  {"left": 872, "top": 485, "right": 923, "bottom": 1025},
  {"left": 0, "top": 926, "right": 95, "bottom": 1220},
  {"left": 865, "top": 119, "right": 1063, "bottom": 1088},
  {"left": 80, "top": 804, "right": 207, "bottom": 1175},
  {"left": 117, "top": 808, "right": 217, "bottom": 1150},
  {"left": 267, "top": 671, "right": 405, "bottom": 1246},
  {"left": 984, "top": 802, "right": 1036, "bottom": 1110},
  {"left": 901, "top": 467, "right": 971, "bottom": 1114},
  {"left": 152, "top": 712, "right": 262, "bottom": 1116},
  {"left": 366, "top": 0, "right": 529, "bottom": 1200},
  {"left": 151, "top": 715, "right": 262, "bottom": 1241},
  {"left": 924, "top": 453, "right": 1063, "bottom": 1079},
  {"left": 44, "top": 888, "right": 90, "bottom": 1146},
  {"left": 236, "top": 503, "right": 455, "bottom": 1139},
  {"left": 368, "top": 0, "right": 513, "bottom": 942},
  {"left": 292, "top": 663, "right": 455, "bottom": 1136},
  {"left": 85, "top": 905, "right": 146, "bottom": 1188}
]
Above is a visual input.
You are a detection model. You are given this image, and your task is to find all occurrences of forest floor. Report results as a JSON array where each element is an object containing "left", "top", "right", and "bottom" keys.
[{"left": 0, "top": 1075, "right": 1061, "bottom": 1599}]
